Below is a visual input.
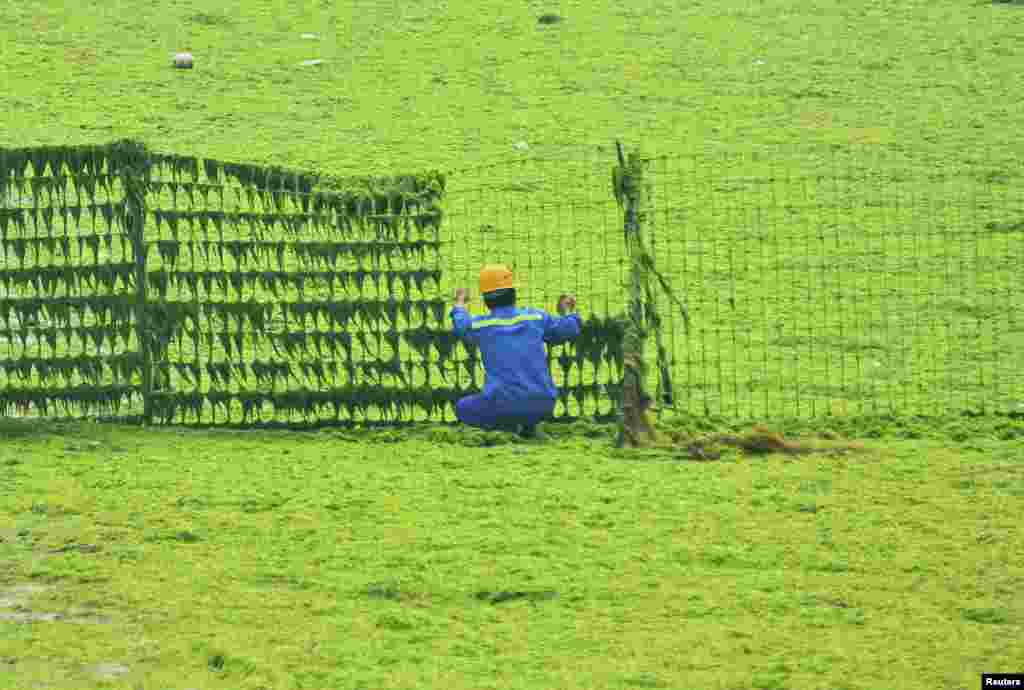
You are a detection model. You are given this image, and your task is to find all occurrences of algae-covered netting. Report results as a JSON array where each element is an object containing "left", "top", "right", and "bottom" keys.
[
  {"left": 1, "top": 141, "right": 626, "bottom": 425},
  {"left": 0, "top": 144, "right": 143, "bottom": 417},
  {"left": 140, "top": 148, "right": 621, "bottom": 424},
  {"left": 139, "top": 149, "right": 445, "bottom": 423}
]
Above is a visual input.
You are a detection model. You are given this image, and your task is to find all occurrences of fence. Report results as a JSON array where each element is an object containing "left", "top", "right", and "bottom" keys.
[
  {"left": 441, "top": 142, "right": 1024, "bottom": 419},
  {"left": 0, "top": 141, "right": 623, "bottom": 425},
  {"left": 3, "top": 140, "right": 1022, "bottom": 425}
]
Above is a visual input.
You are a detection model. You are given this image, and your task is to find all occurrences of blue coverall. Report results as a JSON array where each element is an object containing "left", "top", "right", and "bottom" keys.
[{"left": 450, "top": 304, "right": 582, "bottom": 431}]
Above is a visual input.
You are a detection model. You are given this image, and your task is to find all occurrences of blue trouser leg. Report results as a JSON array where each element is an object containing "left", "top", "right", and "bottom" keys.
[{"left": 455, "top": 395, "right": 556, "bottom": 431}]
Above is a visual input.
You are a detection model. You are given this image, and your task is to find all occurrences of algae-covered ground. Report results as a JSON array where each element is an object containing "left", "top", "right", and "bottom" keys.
[{"left": 1, "top": 416, "right": 1022, "bottom": 690}]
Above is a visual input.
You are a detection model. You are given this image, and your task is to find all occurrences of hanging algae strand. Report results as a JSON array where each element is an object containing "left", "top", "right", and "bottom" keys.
[{"left": 612, "top": 142, "right": 691, "bottom": 448}]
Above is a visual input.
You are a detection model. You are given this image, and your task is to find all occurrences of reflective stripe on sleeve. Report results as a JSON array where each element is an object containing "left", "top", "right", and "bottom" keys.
[{"left": 471, "top": 313, "right": 543, "bottom": 330}]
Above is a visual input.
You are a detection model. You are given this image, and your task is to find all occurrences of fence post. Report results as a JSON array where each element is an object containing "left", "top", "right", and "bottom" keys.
[
  {"left": 613, "top": 142, "right": 659, "bottom": 447},
  {"left": 115, "top": 140, "right": 154, "bottom": 424}
]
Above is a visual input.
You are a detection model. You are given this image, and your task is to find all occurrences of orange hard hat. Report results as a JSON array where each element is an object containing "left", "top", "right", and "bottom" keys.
[{"left": 479, "top": 264, "right": 514, "bottom": 295}]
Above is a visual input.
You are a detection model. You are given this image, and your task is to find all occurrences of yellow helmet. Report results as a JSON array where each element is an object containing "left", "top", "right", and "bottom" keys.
[{"left": 479, "top": 264, "right": 514, "bottom": 296}]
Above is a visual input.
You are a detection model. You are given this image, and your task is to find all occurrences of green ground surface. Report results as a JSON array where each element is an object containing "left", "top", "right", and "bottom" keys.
[
  {"left": 1, "top": 418, "right": 1021, "bottom": 690},
  {"left": 2, "top": 0, "right": 1024, "bottom": 688}
]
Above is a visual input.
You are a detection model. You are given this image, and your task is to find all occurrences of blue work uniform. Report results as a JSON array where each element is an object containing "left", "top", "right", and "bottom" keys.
[{"left": 450, "top": 304, "right": 581, "bottom": 431}]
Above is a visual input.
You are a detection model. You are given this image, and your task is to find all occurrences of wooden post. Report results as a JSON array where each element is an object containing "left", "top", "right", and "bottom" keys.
[
  {"left": 116, "top": 141, "right": 153, "bottom": 424},
  {"left": 614, "top": 142, "right": 659, "bottom": 447}
]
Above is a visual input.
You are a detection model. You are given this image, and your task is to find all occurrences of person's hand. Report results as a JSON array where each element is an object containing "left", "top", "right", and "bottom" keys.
[
  {"left": 454, "top": 288, "right": 469, "bottom": 305},
  {"left": 557, "top": 294, "right": 577, "bottom": 316}
]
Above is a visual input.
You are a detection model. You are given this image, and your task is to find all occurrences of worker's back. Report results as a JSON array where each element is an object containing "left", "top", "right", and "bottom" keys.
[{"left": 451, "top": 304, "right": 580, "bottom": 401}]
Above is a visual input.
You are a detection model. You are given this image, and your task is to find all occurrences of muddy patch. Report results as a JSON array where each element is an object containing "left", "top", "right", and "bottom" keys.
[
  {"left": 0, "top": 583, "right": 52, "bottom": 608},
  {"left": 0, "top": 583, "right": 112, "bottom": 624},
  {"left": 0, "top": 610, "right": 113, "bottom": 624},
  {"left": 88, "top": 662, "right": 130, "bottom": 680}
]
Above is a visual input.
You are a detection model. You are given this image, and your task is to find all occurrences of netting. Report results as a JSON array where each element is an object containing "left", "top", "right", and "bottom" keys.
[
  {"left": 0, "top": 142, "right": 622, "bottom": 425},
  {"left": 0, "top": 147, "right": 140, "bottom": 416},
  {"left": 444, "top": 143, "right": 1024, "bottom": 419},
  {"left": 3, "top": 140, "right": 1022, "bottom": 424},
  {"left": 140, "top": 151, "right": 454, "bottom": 424}
]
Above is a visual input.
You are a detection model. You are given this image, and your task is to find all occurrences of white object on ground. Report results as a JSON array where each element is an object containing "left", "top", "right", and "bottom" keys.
[
  {"left": 173, "top": 52, "right": 194, "bottom": 69},
  {"left": 300, "top": 59, "right": 324, "bottom": 66},
  {"left": 301, "top": 33, "right": 318, "bottom": 39},
  {"left": 513, "top": 141, "right": 529, "bottom": 151}
]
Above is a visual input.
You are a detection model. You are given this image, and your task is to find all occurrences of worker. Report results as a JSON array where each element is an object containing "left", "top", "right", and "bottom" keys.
[{"left": 450, "top": 264, "right": 581, "bottom": 438}]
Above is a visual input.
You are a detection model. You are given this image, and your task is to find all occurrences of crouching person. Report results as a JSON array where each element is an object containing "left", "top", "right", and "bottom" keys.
[{"left": 450, "top": 264, "right": 581, "bottom": 438}]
